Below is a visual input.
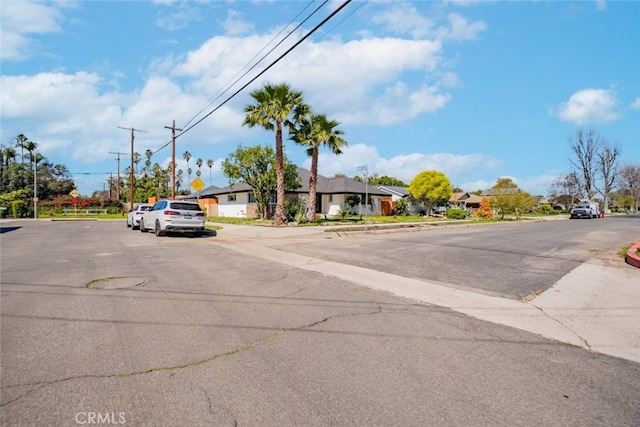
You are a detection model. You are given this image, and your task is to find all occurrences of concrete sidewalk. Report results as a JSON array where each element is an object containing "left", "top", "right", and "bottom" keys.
[{"left": 210, "top": 221, "right": 640, "bottom": 363}]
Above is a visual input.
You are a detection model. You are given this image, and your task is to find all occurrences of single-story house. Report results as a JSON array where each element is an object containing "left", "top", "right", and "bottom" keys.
[
  {"left": 376, "top": 185, "right": 423, "bottom": 215},
  {"left": 185, "top": 168, "right": 391, "bottom": 219}
]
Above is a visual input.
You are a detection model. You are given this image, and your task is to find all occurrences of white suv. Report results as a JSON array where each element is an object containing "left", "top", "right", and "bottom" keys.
[{"left": 139, "top": 200, "right": 205, "bottom": 237}]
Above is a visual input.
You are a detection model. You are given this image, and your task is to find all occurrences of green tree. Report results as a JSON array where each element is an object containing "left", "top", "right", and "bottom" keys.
[
  {"left": 243, "top": 83, "right": 304, "bottom": 225},
  {"left": 15, "top": 134, "right": 28, "bottom": 164},
  {"left": 221, "top": 144, "right": 300, "bottom": 219},
  {"left": 183, "top": 151, "right": 192, "bottom": 185},
  {"left": 207, "top": 159, "right": 214, "bottom": 185},
  {"left": 408, "top": 170, "right": 452, "bottom": 216},
  {"left": 371, "top": 175, "right": 407, "bottom": 187},
  {"left": 491, "top": 178, "right": 535, "bottom": 219},
  {"left": 290, "top": 110, "right": 348, "bottom": 222}
]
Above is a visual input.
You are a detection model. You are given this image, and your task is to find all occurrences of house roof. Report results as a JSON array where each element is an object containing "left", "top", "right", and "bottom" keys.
[
  {"left": 377, "top": 185, "right": 410, "bottom": 197},
  {"left": 465, "top": 194, "right": 483, "bottom": 204},
  {"left": 187, "top": 168, "right": 390, "bottom": 199},
  {"left": 450, "top": 192, "right": 470, "bottom": 202}
]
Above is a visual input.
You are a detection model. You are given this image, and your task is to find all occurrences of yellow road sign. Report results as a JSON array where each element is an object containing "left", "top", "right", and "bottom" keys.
[
  {"left": 70, "top": 190, "right": 79, "bottom": 198},
  {"left": 190, "top": 177, "right": 205, "bottom": 192}
]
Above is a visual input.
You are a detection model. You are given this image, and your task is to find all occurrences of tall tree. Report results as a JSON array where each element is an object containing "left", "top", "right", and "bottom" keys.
[
  {"left": 15, "top": 134, "right": 28, "bottom": 164},
  {"left": 243, "top": 82, "right": 304, "bottom": 225},
  {"left": 222, "top": 145, "right": 300, "bottom": 219},
  {"left": 569, "top": 129, "right": 602, "bottom": 199},
  {"left": 596, "top": 141, "right": 620, "bottom": 213},
  {"left": 24, "top": 140, "right": 38, "bottom": 169},
  {"left": 207, "top": 159, "right": 214, "bottom": 185},
  {"left": 196, "top": 158, "right": 203, "bottom": 177},
  {"left": 618, "top": 164, "right": 640, "bottom": 212},
  {"left": 183, "top": 151, "right": 192, "bottom": 184},
  {"left": 290, "top": 111, "right": 348, "bottom": 222}
]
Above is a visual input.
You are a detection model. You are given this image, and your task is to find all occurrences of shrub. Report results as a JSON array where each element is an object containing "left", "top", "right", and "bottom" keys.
[
  {"left": 474, "top": 196, "right": 493, "bottom": 219},
  {"left": 284, "top": 199, "right": 304, "bottom": 223},
  {"left": 446, "top": 208, "right": 467, "bottom": 219},
  {"left": 11, "top": 200, "right": 28, "bottom": 218},
  {"left": 537, "top": 204, "right": 554, "bottom": 215},
  {"left": 392, "top": 198, "right": 409, "bottom": 216},
  {"left": 345, "top": 194, "right": 361, "bottom": 213}
]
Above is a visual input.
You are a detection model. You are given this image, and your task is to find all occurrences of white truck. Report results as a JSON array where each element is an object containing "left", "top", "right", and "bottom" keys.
[{"left": 570, "top": 202, "right": 600, "bottom": 219}]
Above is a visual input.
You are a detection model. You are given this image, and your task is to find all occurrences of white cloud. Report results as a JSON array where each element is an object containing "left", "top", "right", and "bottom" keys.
[
  {"left": 309, "top": 143, "right": 502, "bottom": 187},
  {"left": 171, "top": 33, "right": 449, "bottom": 126},
  {"left": 553, "top": 88, "right": 620, "bottom": 125},
  {"left": 631, "top": 97, "right": 640, "bottom": 110},
  {"left": 441, "top": 13, "right": 487, "bottom": 41},
  {"left": 372, "top": 5, "right": 486, "bottom": 42},
  {"left": 0, "top": 1, "right": 65, "bottom": 60},
  {"left": 371, "top": 4, "right": 435, "bottom": 39},
  {"left": 222, "top": 10, "right": 254, "bottom": 36}
]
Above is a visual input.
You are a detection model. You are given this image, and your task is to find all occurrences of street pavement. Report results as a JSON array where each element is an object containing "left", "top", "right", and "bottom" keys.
[{"left": 209, "top": 218, "right": 640, "bottom": 364}]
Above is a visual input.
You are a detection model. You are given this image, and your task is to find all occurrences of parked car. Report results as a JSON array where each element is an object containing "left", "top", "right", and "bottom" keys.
[
  {"left": 139, "top": 200, "right": 205, "bottom": 237},
  {"left": 126, "top": 203, "right": 153, "bottom": 229},
  {"left": 570, "top": 203, "right": 600, "bottom": 219}
]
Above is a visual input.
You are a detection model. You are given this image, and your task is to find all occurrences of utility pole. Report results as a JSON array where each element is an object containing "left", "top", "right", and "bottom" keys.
[
  {"left": 108, "top": 151, "right": 127, "bottom": 201},
  {"left": 118, "top": 127, "right": 146, "bottom": 210},
  {"left": 164, "top": 120, "right": 182, "bottom": 200}
]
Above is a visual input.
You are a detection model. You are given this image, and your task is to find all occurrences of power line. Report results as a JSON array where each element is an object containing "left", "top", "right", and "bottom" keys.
[
  {"left": 151, "top": 0, "right": 353, "bottom": 157},
  {"left": 181, "top": 0, "right": 324, "bottom": 130}
]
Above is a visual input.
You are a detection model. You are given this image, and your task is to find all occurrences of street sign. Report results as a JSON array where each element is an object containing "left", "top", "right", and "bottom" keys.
[
  {"left": 190, "top": 177, "right": 205, "bottom": 192},
  {"left": 72, "top": 198, "right": 78, "bottom": 205},
  {"left": 70, "top": 190, "right": 79, "bottom": 198}
]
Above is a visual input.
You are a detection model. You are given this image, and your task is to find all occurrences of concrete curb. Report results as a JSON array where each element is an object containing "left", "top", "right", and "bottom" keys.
[{"left": 625, "top": 241, "right": 640, "bottom": 269}]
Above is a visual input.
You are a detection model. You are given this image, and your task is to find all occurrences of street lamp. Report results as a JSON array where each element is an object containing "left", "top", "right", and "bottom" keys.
[{"left": 357, "top": 164, "right": 368, "bottom": 231}]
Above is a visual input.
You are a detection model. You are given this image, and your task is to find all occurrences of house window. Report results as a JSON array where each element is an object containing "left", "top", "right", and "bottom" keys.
[
  {"left": 228, "top": 194, "right": 236, "bottom": 202},
  {"left": 249, "top": 192, "right": 256, "bottom": 203},
  {"left": 328, "top": 194, "right": 333, "bottom": 202}
]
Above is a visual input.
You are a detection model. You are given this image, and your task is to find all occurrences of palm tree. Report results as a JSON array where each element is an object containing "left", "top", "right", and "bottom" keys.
[
  {"left": 196, "top": 158, "right": 203, "bottom": 178},
  {"left": 2, "top": 146, "right": 17, "bottom": 167},
  {"left": 290, "top": 112, "right": 348, "bottom": 222},
  {"left": 133, "top": 152, "right": 141, "bottom": 176},
  {"left": 207, "top": 159, "right": 214, "bottom": 185},
  {"left": 15, "top": 134, "right": 28, "bottom": 164},
  {"left": 24, "top": 140, "right": 38, "bottom": 169},
  {"left": 243, "top": 83, "right": 304, "bottom": 225},
  {"left": 183, "top": 151, "right": 192, "bottom": 185}
]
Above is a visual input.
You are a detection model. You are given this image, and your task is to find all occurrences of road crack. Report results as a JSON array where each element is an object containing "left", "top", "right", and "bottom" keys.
[
  {"left": 531, "top": 303, "right": 592, "bottom": 350},
  {"left": 0, "top": 315, "right": 337, "bottom": 407}
]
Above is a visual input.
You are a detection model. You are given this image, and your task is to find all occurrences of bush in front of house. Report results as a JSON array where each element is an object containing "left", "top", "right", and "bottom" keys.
[
  {"left": 537, "top": 204, "right": 554, "bottom": 215},
  {"left": 446, "top": 208, "right": 467, "bottom": 219},
  {"left": 11, "top": 200, "right": 28, "bottom": 218}
]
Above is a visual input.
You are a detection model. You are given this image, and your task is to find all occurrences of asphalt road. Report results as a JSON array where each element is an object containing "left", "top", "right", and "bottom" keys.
[
  {"left": 1, "top": 218, "right": 639, "bottom": 426},
  {"left": 279, "top": 215, "right": 640, "bottom": 299}
]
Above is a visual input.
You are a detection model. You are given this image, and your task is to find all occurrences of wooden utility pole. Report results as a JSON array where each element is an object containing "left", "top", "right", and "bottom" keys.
[
  {"left": 118, "top": 127, "right": 146, "bottom": 210},
  {"left": 108, "top": 151, "right": 127, "bottom": 201},
  {"left": 164, "top": 120, "right": 182, "bottom": 200}
]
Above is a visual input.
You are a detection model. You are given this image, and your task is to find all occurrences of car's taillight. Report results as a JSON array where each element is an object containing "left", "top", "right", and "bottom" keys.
[
  {"left": 164, "top": 210, "right": 180, "bottom": 216},
  {"left": 195, "top": 212, "right": 205, "bottom": 217},
  {"left": 136, "top": 212, "right": 145, "bottom": 215}
]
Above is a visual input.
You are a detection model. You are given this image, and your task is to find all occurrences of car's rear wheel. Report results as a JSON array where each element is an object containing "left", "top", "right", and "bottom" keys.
[
  {"left": 154, "top": 221, "right": 164, "bottom": 237},
  {"left": 139, "top": 219, "right": 147, "bottom": 232}
]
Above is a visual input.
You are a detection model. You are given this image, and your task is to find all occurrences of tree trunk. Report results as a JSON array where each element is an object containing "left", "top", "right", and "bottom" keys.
[
  {"left": 273, "top": 122, "right": 287, "bottom": 226},
  {"left": 306, "top": 145, "right": 319, "bottom": 222}
]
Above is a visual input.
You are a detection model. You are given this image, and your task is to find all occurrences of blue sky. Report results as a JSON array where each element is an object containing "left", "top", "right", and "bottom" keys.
[{"left": 1, "top": 0, "right": 638, "bottom": 197}]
